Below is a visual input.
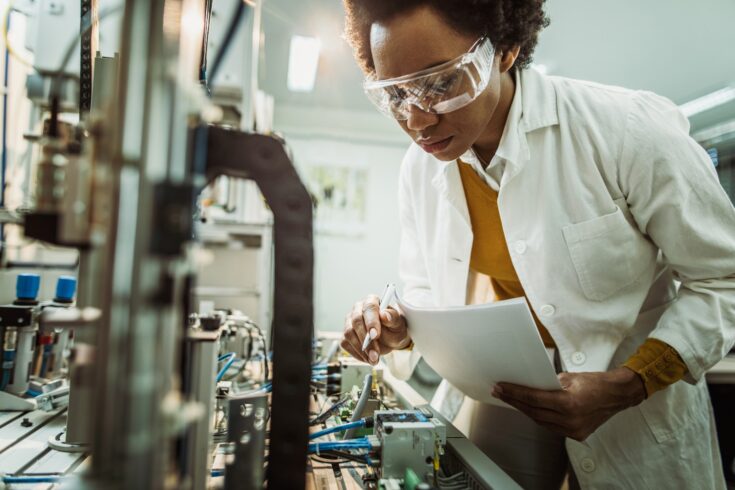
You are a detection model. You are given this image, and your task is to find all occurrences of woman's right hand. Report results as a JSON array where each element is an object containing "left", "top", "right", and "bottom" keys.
[{"left": 341, "top": 294, "right": 410, "bottom": 365}]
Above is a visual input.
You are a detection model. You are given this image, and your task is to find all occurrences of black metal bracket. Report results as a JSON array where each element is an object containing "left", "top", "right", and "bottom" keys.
[
  {"left": 199, "top": 125, "right": 313, "bottom": 489},
  {"left": 80, "top": 0, "right": 94, "bottom": 115}
]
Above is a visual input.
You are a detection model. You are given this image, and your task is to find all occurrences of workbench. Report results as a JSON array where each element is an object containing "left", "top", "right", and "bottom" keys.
[{"left": 0, "top": 409, "right": 87, "bottom": 489}]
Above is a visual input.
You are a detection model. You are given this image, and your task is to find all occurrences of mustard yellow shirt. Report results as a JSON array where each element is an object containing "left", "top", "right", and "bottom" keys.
[{"left": 458, "top": 161, "right": 686, "bottom": 396}]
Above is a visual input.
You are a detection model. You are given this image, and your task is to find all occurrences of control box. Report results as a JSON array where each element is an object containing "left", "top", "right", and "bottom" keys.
[
  {"left": 326, "top": 358, "right": 380, "bottom": 396},
  {"left": 374, "top": 410, "right": 446, "bottom": 480}
]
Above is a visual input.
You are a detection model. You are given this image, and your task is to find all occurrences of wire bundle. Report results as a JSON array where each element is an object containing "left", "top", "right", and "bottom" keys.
[
  {"left": 309, "top": 395, "right": 349, "bottom": 426},
  {"left": 436, "top": 471, "right": 471, "bottom": 490},
  {"left": 307, "top": 437, "right": 375, "bottom": 466},
  {"left": 228, "top": 316, "right": 269, "bottom": 383},
  {"left": 216, "top": 352, "right": 237, "bottom": 383}
]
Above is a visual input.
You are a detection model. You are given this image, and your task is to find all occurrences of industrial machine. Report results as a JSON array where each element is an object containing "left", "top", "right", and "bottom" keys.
[{"left": 0, "top": 1, "right": 522, "bottom": 489}]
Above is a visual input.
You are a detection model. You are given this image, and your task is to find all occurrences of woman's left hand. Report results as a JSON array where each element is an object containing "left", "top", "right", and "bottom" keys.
[{"left": 492, "top": 367, "right": 647, "bottom": 442}]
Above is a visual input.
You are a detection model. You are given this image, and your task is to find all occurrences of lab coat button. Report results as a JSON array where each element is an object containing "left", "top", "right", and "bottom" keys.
[
  {"left": 571, "top": 351, "right": 586, "bottom": 365},
  {"left": 513, "top": 241, "right": 527, "bottom": 254},
  {"left": 539, "top": 304, "right": 555, "bottom": 316},
  {"left": 581, "top": 458, "right": 596, "bottom": 472}
]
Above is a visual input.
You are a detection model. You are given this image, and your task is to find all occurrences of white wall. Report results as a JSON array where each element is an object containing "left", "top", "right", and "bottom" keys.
[{"left": 275, "top": 105, "right": 410, "bottom": 332}]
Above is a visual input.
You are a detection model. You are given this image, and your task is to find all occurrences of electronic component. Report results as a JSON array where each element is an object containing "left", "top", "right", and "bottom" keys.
[
  {"left": 326, "top": 358, "right": 378, "bottom": 396},
  {"left": 224, "top": 391, "right": 268, "bottom": 490},
  {"left": 3, "top": 275, "right": 41, "bottom": 397},
  {"left": 374, "top": 410, "right": 447, "bottom": 480}
]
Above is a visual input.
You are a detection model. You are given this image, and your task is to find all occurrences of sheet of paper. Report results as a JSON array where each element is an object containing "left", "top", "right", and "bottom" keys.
[{"left": 395, "top": 293, "right": 561, "bottom": 403}]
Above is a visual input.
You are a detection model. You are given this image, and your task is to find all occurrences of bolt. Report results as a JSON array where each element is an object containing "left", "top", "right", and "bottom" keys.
[
  {"left": 240, "top": 403, "right": 253, "bottom": 418},
  {"left": 21, "top": 418, "right": 32, "bottom": 428}
]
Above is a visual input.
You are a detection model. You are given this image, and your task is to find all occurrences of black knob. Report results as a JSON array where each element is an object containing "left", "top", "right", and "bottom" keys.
[{"left": 21, "top": 418, "right": 32, "bottom": 428}]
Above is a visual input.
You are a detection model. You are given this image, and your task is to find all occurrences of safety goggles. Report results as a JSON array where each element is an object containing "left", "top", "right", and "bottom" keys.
[{"left": 363, "top": 36, "right": 495, "bottom": 120}]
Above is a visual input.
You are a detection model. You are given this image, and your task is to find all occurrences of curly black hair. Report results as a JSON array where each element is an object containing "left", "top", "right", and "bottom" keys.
[{"left": 343, "top": 0, "right": 549, "bottom": 74}]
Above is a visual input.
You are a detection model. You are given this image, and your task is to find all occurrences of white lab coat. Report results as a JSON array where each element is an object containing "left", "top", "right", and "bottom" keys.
[{"left": 387, "top": 68, "right": 734, "bottom": 488}]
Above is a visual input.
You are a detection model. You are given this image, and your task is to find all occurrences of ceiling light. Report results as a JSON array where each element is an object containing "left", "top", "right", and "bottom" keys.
[
  {"left": 679, "top": 87, "right": 735, "bottom": 118},
  {"left": 287, "top": 36, "right": 321, "bottom": 92},
  {"left": 692, "top": 119, "right": 735, "bottom": 145}
]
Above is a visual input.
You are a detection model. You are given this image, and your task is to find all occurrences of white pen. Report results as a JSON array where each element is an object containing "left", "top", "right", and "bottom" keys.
[{"left": 362, "top": 283, "right": 397, "bottom": 352}]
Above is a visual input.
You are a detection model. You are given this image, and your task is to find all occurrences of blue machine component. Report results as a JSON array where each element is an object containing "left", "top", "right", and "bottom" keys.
[
  {"left": 16, "top": 274, "right": 41, "bottom": 301},
  {"left": 1, "top": 350, "right": 15, "bottom": 390},
  {"left": 54, "top": 276, "right": 77, "bottom": 303},
  {"left": 2, "top": 275, "right": 40, "bottom": 394},
  {"left": 708, "top": 147, "right": 719, "bottom": 167}
]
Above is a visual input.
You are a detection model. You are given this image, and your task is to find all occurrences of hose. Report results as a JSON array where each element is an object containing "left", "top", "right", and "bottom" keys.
[
  {"left": 343, "top": 373, "right": 372, "bottom": 440},
  {"left": 309, "top": 417, "right": 372, "bottom": 440}
]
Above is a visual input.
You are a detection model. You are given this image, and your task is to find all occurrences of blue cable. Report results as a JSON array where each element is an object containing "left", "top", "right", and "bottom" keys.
[
  {"left": 215, "top": 353, "right": 236, "bottom": 383},
  {"left": 309, "top": 419, "right": 366, "bottom": 440},
  {"left": 312, "top": 364, "right": 328, "bottom": 370},
  {"left": 211, "top": 469, "right": 224, "bottom": 477},
  {"left": 308, "top": 442, "right": 371, "bottom": 452},
  {"left": 308, "top": 437, "right": 372, "bottom": 453},
  {"left": 3, "top": 475, "right": 61, "bottom": 484},
  {"left": 218, "top": 353, "right": 236, "bottom": 361}
]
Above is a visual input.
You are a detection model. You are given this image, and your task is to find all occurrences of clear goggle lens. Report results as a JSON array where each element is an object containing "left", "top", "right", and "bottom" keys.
[{"left": 363, "top": 37, "right": 495, "bottom": 120}]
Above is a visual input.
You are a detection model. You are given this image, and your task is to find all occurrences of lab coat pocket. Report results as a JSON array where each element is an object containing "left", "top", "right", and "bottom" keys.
[
  {"left": 638, "top": 379, "right": 709, "bottom": 443},
  {"left": 562, "top": 207, "right": 655, "bottom": 301}
]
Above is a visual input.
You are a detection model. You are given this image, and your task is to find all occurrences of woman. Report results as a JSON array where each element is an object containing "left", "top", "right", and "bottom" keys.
[{"left": 338, "top": 1, "right": 734, "bottom": 488}]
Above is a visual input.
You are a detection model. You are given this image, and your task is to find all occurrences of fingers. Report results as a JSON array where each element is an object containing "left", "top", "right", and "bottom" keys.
[
  {"left": 379, "top": 306, "right": 402, "bottom": 329},
  {"left": 342, "top": 340, "right": 368, "bottom": 364},
  {"left": 494, "top": 383, "right": 567, "bottom": 413},
  {"left": 341, "top": 311, "right": 369, "bottom": 363},
  {"left": 361, "top": 295, "right": 383, "bottom": 365},
  {"left": 495, "top": 394, "right": 568, "bottom": 427},
  {"left": 557, "top": 371, "right": 575, "bottom": 390},
  {"left": 362, "top": 295, "right": 381, "bottom": 342},
  {"left": 378, "top": 307, "right": 409, "bottom": 349},
  {"left": 351, "top": 301, "right": 368, "bottom": 341},
  {"left": 492, "top": 383, "right": 592, "bottom": 441},
  {"left": 341, "top": 296, "right": 407, "bottom": 366}
]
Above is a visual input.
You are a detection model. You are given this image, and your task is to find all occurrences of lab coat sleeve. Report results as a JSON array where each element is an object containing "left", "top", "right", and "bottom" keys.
[
  {"left": 384, "top": 150, "right": 431, "bottom": 380},
  {"left": 618, "top": 92, "right": 735, "bottom": 382}
]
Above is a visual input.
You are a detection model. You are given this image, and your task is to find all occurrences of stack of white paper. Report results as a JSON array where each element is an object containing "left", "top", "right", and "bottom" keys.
[{"left": 395, "top": 293, "right": 561, "bottom": 403}]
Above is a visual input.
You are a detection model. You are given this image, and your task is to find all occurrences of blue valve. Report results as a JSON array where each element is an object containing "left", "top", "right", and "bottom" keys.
[
  {"left": 54, "top": 276, "right": 77, "bottom": 303},
  {"left": 16, "top": 274, "right": 41, "bottom": 301}
]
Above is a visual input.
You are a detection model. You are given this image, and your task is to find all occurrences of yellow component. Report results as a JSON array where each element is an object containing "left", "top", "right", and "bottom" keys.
[
  {"left": 2, "top": 2, "right": 34, "bottom": 68},
  {"left": 433, "top": 438, "right": 440, "bottom": 471}
]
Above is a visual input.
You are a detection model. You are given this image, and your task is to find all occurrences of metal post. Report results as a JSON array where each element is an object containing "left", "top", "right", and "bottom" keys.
[{"left": 89, "top": 0, "right": 201, "bottom": 487}]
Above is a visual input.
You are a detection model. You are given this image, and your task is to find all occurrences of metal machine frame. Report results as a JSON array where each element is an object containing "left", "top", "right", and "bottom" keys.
[{"left": 202, "top": 126, "right": 314, "bottom": 488}]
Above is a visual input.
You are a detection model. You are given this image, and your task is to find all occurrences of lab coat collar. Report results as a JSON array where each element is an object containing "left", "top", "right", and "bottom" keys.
[
  {"left": 431, "top": 162, "right": 472, "bottom": 231},
  {"left": 429, "top": 68, "right": 559, "bottom": 225},
  {"left": 460, "top": 67, "right": 525, "bottom": 170},
  {"left": 458, "top": 67, "right": 559, "bottom": 171},
  {"left": 496, "top": 68, "right": 559, "bottom": 181},
  {"left": 519, "top": 67, "right": 559, "bottom": 133}
]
